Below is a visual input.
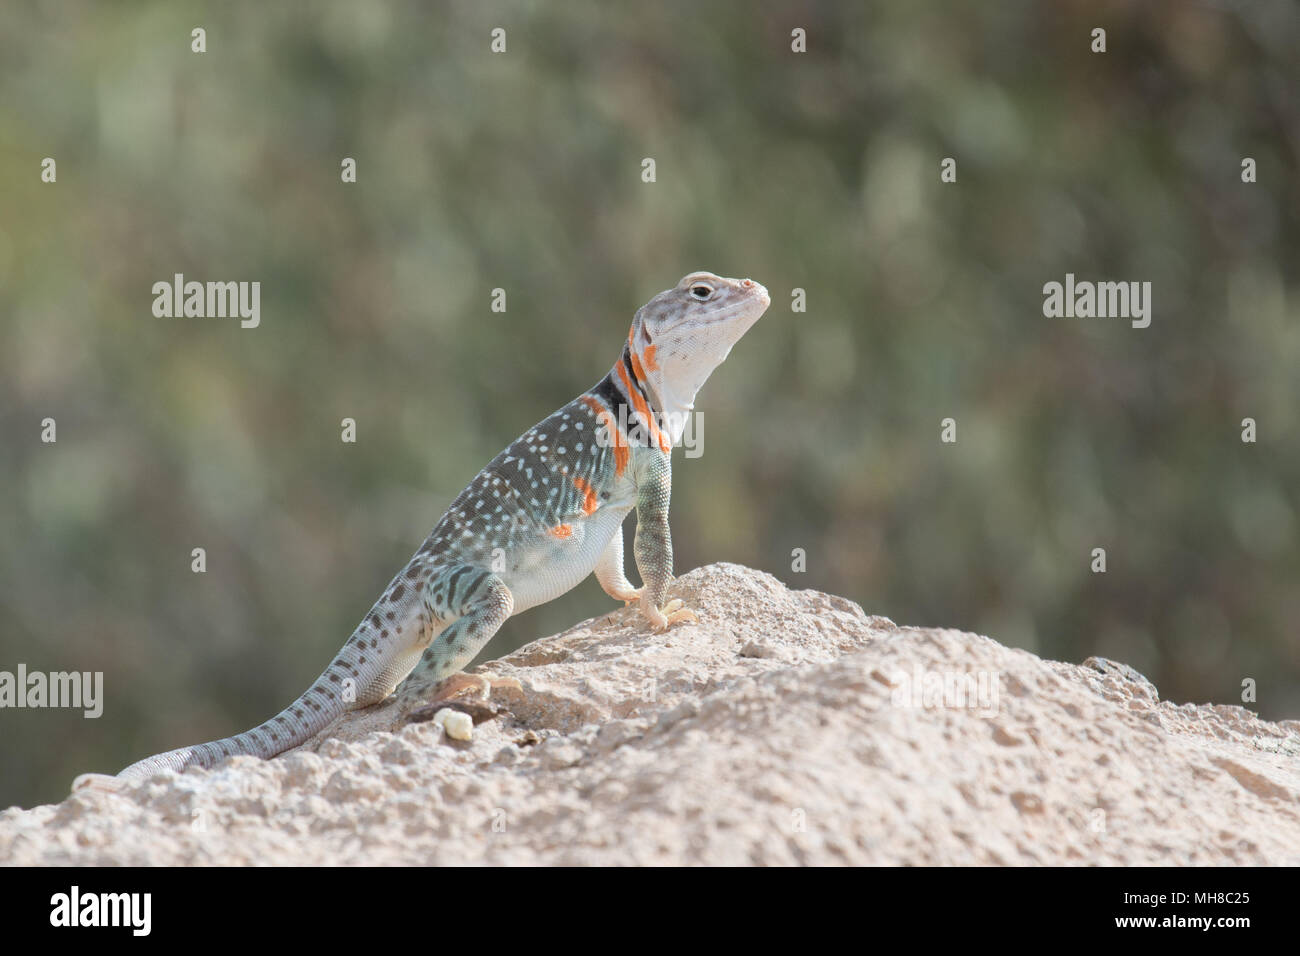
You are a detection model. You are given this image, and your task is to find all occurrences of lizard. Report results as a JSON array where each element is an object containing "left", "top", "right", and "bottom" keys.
[{"left": 74, "top": 271, "right": 769, "bottom": 789}]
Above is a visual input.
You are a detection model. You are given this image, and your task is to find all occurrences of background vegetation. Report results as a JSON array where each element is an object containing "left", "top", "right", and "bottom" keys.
[{"left": 1, "top": 0, "right": 1297, "bottom": 808}]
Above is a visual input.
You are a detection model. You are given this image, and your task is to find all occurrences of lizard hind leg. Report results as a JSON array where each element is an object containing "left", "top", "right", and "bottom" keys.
[{"left": 403, "top": 567, "right": 519, "bottom": 712}]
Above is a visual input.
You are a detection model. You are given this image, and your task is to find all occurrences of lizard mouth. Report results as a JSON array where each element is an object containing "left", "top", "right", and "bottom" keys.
[
  {"left": 667, "top": 305, "right": 756, "bottom": 335},
  {"left": 698, "top": 287, "right": 771, "bottom": 324}
]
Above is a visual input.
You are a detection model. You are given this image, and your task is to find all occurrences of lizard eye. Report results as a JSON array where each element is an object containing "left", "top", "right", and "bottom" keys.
[{"left": 690, "top": 283, "right": 713, "bottom": 300}]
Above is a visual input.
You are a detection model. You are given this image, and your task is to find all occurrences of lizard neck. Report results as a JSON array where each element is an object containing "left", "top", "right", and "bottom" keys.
[{"left": 597, "top": 345, "right": 696, "bottom": 452}]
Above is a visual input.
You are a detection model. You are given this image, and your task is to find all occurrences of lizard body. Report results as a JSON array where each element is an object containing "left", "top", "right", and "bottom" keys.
[{"left": 83, "top": 271, "right": 769, "bottom": 785}]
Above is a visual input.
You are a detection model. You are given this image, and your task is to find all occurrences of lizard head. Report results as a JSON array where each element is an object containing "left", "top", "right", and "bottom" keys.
[{"left": 627, "top": 272, "right": 770, "bottom": 421}]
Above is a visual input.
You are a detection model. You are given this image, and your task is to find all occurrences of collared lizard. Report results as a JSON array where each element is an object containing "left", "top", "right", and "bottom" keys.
[{"left": 75, "top": 271, "right": 769, "bottom": 788}]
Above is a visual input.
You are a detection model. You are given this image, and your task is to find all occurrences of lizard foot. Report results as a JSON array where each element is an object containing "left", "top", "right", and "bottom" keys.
[
  {"left": 408, "top": 673, "right": 522, "bottom": 725},
  {"left": 642, "top": 598, "right": 699, "bottom": 632},
  {"left": 607, "top": 585, "right": 643, "bottom": 606}
]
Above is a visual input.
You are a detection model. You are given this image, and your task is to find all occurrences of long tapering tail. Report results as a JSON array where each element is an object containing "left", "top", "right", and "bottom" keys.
[{"left": 112, "top": 618, "right": 415, "bottom": 780}]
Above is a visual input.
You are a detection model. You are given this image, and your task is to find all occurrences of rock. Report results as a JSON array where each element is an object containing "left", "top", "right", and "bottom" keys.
[{"left": 1, "top": 563, "right": 1297, "bottom": 865}]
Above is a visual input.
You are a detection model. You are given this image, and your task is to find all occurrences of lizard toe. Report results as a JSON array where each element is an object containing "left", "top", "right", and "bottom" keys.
[
  {"left": 643, "top": 598, "right": 698, "bottom": 632},
  {"left": 605, "top": 585, "right": 643, "bottom": 605}
]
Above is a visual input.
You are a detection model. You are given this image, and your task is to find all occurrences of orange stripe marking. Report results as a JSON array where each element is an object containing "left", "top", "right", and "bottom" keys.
[
  {"left": 572, "top": 477, "right": 599, "bottom": 515},
  {"left": 616, "top": 361, "right": 671, "bottom": 453},
  {"left": 642, "top": 344, "right": 658, "bottom": 371},
  {"left": 629, "top": 347, "right": 649, "bottom": 389},
  {"left": 579, "top": 394, "right": 630, "bottom": 476}
]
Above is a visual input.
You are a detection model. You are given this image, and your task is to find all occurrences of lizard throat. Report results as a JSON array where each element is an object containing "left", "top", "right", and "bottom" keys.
[{"left": 596, "top": 352, "right": 679, "bottom": 453}]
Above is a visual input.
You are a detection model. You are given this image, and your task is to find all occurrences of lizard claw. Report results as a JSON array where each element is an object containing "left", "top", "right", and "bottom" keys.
[
  {"left": 642, "top": 597, "right": 698, "bottom": 632},
  {"left": 408, "top": 673, "right": 522, "bottom": 725},
  {"left": 408, "top": 698, "right": 503, "bottom": 726},
  {"left": 604, "top": 585, "right": 643, "bottom": 606}
]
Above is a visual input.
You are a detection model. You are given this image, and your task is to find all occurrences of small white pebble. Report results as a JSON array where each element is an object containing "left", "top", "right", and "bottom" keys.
[{"left": 431, "top": 708, "right": 474, "bottom": 741}]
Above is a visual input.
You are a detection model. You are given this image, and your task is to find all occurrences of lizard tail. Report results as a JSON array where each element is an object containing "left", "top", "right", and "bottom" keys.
[{"left": 114, "top": 624, "right": 415, "bottom": 781}]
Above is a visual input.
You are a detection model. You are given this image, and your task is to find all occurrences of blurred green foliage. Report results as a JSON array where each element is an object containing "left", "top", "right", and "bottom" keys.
[{"left": 1, "top": 0, "right": 1297, "bottom": 808}]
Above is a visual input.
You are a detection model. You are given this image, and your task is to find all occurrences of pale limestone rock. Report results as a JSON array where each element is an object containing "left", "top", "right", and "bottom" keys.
[{"left": 2, "top": 563, "right": 1297, "bottom": 865}]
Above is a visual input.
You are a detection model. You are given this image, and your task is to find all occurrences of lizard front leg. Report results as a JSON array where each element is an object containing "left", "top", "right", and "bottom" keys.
[
  {"left": 632, "top": 451, "right": 697, "bottom": 631},
  {"left": 594, "top": 521, "right": 642, "bottom": 604}
]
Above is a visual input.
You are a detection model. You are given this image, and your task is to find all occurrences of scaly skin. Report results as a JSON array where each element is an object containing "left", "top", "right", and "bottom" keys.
[{"left": 75, "top": 271, "right": 769, "bottom": 789}]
